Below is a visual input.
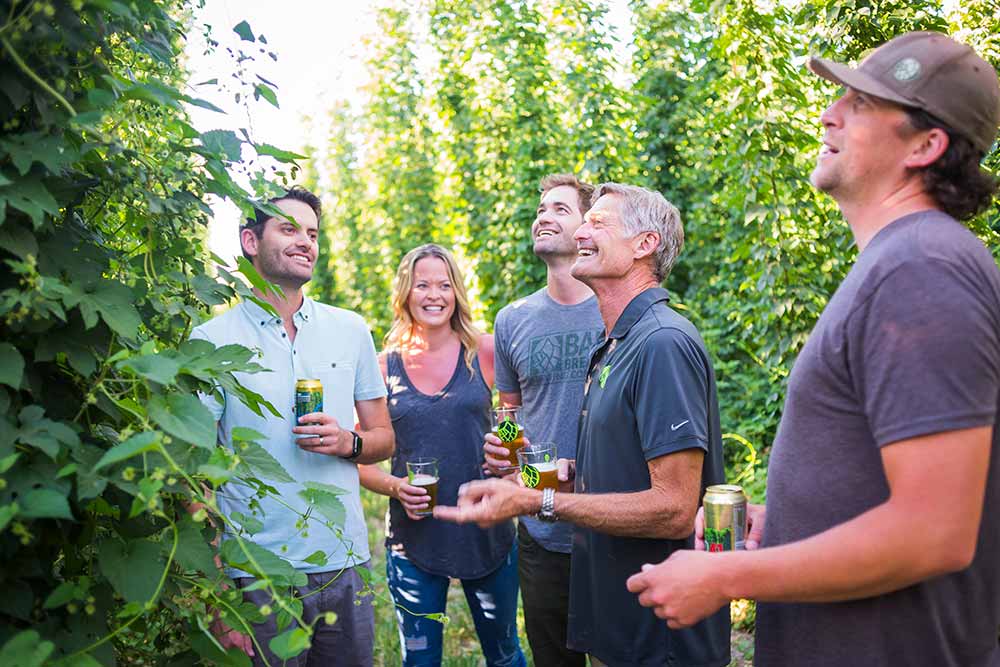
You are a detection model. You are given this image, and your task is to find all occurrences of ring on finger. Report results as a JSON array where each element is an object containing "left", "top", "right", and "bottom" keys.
[{"left": 319, "top": 435, "right": 324, "bottom": 446}]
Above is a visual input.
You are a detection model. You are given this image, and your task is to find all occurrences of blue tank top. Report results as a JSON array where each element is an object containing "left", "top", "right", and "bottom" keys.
[{"left": 385, "top": 345, "right": 515, "bottom": 578}]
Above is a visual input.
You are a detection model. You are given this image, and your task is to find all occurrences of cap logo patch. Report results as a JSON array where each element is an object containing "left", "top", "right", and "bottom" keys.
[{"left": 893, "top": 57, "right": 921, "bottom": 82}]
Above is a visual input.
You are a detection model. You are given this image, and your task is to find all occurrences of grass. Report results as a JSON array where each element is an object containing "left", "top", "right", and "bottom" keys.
[{"left": 361, "top": 488, "right": 754, "bottom": 666}]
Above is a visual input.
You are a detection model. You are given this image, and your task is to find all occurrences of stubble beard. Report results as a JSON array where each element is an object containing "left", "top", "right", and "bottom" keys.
[{"left": 256, "top": 248, "right": 311, "bottom": 290}]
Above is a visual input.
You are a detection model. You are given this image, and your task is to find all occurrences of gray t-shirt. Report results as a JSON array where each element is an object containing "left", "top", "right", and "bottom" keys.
[
  {"left": 756, "top": 211, "right": 1000, "bottom": 666},
  {"left": 494, "top": 288, "right": 604, "bottom": 553}
]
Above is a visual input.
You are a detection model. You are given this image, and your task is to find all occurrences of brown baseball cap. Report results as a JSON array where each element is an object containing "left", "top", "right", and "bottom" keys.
[{"left": 809, "top": 31, "right": 1000, "bottom": 153}]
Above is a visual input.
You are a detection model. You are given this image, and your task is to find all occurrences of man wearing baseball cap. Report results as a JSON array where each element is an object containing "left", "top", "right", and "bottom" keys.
[{"left": 625, "top": 31, "right": 1000, "bottom": 666}]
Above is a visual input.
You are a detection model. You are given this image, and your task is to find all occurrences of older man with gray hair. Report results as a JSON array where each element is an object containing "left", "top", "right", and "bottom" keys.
[{"left": 437, "top": 183, "right": 730, "bottom": 666}]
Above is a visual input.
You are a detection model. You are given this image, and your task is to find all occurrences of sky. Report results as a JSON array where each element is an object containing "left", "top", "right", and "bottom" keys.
[{"left": 184, "top": 1, "right": 633, "bottom": 264}]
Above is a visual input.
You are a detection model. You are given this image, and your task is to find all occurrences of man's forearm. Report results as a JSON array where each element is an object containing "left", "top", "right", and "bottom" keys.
[
  {"left": 716, "top": 499, "right": 973, "bottom": 605},
  {"left": 353, "top": 425, "right": 394, "bottom": 464},
  {"left": 557, "top": 489, "right": 695, "bottom": 539},
  {"left": 512, "top": 487, "right": 695, "bottom": 539}
]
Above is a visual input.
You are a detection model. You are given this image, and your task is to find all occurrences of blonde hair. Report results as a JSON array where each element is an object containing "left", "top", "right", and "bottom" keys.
[{"left": 384, "top": 244, "right": 481, "bottom": 372}]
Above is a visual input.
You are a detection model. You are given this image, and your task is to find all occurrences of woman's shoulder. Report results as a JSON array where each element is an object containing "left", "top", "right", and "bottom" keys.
[{"left": 477, "top": 333, "right": 494, "bottom": 357}]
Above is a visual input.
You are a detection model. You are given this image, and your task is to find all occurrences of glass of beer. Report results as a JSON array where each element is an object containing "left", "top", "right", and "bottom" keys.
[
  {"left": 491, "top": 406, "right": 525, "bottom": 472},
  {"left": 405, "top": 457, "right": 439, "bottom": 517},
  {"left": 517, "top": 442, "right": 558, "bottom": 491}
]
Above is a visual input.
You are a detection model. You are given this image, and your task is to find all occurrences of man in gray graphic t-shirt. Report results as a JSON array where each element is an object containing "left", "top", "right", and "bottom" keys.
[
  {"left": 626, "top": 31, "right": 1000, "bottom": 667},
  {"left": 488, "top": 174, "right": 602, "bottom": 667}
]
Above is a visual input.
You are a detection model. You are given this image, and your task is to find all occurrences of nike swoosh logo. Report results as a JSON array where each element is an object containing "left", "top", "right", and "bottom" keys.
[{"left": 671, "top": 420, "right": 689, "bottom": 431}]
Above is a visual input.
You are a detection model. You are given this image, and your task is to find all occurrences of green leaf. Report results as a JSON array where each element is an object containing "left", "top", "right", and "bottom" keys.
[
  {"left": 43, "top": 580, "right": 81, "bottom": 609},
  {"left": 254, "top": 84, "right": 279, "bottom": 109},
  {"left": 201, "top": 129, "right": 243, "bottom": 162},
  {"left": 302, "top": 480, "right": 347, "bottom": 495},
  {"left": 0, "top": 503, "right": 18, "bottom": 533},
  {"left": 0, "top": 177, "right": 59, "bottom": 228},
  {"left": 232, "top": 427, "right": 266, "bottom": 442},
  {"left": 219, "top": 539, "right": 306, "bottom": 587},
  {"left": 0, "top": 225, "right": 38, "bottom": 259},
  {"left": 298, "top": 487, "right": 345, "bottom": 527},
  {"left": 255, "top": 143, "right": 305, "bottom": 162},
  {"left": 231, "top": 511, "right": 264, "bottom": 535},
  {"left": 0, "top": 630, "right": 54, "bottom": 667},
  {"left": 174, "top": 517, "right": 218, "bottom": 575},
  {"left": 236, "top": 256, "right": 284, "bottom": 300},
  {"left": 122, "top": 80, "right": 182, "bottom": 109},
  {"left": 245, "top": 294, "right": 280, "bottom": 319},
  {"left": 93, "top": 431, "right": 162, "bottom": 471},
  {"left": 99, "top": 539, "right": 165, "bottom": 604},
  {"left": 233, "top": 20, "right": 255, "bottom": 42},
  {"left": 118, "top": 353, "right": 181, "bottom": 385},
  {"left": 238, "top": 442, "right": 295, "bottom": 483},
  {"left": 16, "top": 410, "right": 81, "bottom": 460},
  {"left": 0, "top": 453, "right": 19, "bottom": 474},
  {"left": 184, "top": 95, "right": 225, "bottom": 113},
  {"left": 303, "top": 550, "right": 327, "bottom": 566},
  {"left": 0, "top": 343, "right": 23, "bottom": 389},
  {"left": 148, "top": 394, "right": 216, "bottom": 449},
  {"left": 20, "top": 489, "right": 73, "bottom": 520},
  {"left": 190, "top": 632, "right": 253, "bottom": 667},
  {"left": 197, "top": 463, "right": 233, "bottom": 485},
  {"left": 0, "top": 133, "right": 77, "bottom": 175},
  {"left": 269, "top": 628, "right": 310, "bottom": 660},
  {"left": 85, "top": 282, "right": 142, "bottom": 339}
]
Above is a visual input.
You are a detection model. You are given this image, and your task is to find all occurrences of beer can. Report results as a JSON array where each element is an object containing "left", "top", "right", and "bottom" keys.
[
  {"left": 295, "top": 379, "right": 323, "bottom": 437},
  {"left": 703, "top": 484, "right": 747, "bottom": 552}
]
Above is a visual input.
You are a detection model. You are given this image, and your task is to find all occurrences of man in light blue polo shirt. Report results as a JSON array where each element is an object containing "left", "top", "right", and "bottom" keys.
[{"left": 192, "top": 186, "right": 394, "bottom": 667}]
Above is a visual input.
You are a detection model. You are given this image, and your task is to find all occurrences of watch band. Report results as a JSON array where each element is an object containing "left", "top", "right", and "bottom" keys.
[
  {"left": 343, "top": 431, "right": 363, "bottom": 460},
  {"left": 537, "top": 487, "right": 557, "bottom": 522}
]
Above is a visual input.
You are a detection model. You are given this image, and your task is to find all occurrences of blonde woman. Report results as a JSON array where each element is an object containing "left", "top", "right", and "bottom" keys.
[{"left": 359, "top": 244, "right": 525, "bottom": 667}]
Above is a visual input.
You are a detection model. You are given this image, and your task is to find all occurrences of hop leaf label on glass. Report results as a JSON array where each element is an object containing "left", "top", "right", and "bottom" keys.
[{"left": 497, "top": 419, "right": 519, "bottom": 443}]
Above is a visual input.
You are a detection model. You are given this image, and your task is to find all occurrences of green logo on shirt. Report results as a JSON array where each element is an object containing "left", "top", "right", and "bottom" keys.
[{"left": 598, "top": 365, "right": 610, "bottom": 388}]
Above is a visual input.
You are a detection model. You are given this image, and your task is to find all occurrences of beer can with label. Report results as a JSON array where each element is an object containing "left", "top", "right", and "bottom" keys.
[
  {"left": 295, "top": 379, "right": 323, "bottom": 437},
  {"left": 703, "top": 484, "right": 747, "bottom": 552}
]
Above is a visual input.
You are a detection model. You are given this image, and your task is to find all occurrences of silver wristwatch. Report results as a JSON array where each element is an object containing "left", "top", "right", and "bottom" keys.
[{"left": 537, "top": 487, "right": 557, "bottom": 522}]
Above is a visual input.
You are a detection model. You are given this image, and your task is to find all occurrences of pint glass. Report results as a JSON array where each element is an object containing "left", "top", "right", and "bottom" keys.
[
  {"left": 517, "top": 442, "right": 558, "bottom": 491},
  {"left": 491, "top": 406, "right": 525, "bottom": 472},
  {"left": 406, "top": 457, "right": 439, "bottom": 517}
]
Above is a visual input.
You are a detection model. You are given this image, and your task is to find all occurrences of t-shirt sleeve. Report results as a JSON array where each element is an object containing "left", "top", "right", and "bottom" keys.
[
  {"left": 355, "top": 322, "right": 388, "bottom": 401},
  {"left": 632, "top": 328, "right": 711, "bottom": 461},
  {"left": 493, "top": 310, "right": 521, "bottom": 394},
  {"left": 848, "top": 259, "right": 1000, "bottom": 447},
  {"left": 189, "top": 327, "right": 225, "bottom": 421}
]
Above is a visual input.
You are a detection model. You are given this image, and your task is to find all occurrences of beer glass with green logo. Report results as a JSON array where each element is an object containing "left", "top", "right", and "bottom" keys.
[
  {"left": 517, "top": 442, "right": 558, "bottom": 491},
  {"left": 491, "top": 406, "right": 525, "bottom": 472},
  {"left": 405, "top": 457, "right": 439, "bottom": 516}
]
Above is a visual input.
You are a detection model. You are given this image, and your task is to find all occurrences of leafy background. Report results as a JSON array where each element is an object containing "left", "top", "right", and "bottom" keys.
[{"left": 0, "top": 0, "right": 997, "bottom": 665}]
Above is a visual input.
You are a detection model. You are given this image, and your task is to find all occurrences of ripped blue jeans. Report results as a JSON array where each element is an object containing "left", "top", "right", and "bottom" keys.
[{"left": 386, "top": 544, "right": 526, "bottom": 667}]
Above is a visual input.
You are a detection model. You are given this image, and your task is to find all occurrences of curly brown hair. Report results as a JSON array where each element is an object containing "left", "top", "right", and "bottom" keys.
[{"left": 901, "top": 108, "right": 998, "bottom": 221}]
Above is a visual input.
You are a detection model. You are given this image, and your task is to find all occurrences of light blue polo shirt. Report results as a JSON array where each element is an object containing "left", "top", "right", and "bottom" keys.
[{"left": 191, "top": 297, "right": 387, "bottom": 575}]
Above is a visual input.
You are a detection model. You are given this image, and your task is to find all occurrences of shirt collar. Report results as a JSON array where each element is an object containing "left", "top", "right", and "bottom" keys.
[
  {"left": 242, "top": 294, "right": 314, "bottom": 326},
  {"left": 608, "top": 287, "right": 670, "bottom": 340}
]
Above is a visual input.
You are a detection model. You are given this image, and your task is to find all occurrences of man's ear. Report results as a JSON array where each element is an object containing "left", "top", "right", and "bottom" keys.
[
  {"left": 633, "top": 230, "right": 660, "bottom": 261},
  {"left": 904, "top": 127, "right": 949, "bottom": 169},
  {"left": 240, "top": 227, "right": 260, "bottom": 260}
]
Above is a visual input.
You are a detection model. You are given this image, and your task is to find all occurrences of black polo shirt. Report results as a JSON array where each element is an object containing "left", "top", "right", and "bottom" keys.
[{"left": 567, "top": 287, "right": 730, "bottom": 666}]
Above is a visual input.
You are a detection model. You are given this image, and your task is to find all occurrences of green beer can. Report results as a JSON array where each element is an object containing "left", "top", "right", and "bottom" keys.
[
  {"left": 703, "top": 484, "right": 747, "bottom": 552},
  {"left": 295, "top": 379, "right": 323, "bottom": 438}
]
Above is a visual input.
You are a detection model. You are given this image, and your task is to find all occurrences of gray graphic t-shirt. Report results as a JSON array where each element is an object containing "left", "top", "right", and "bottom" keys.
[{"left": 494, "top": 288, "right": 604, "bottom": 552}]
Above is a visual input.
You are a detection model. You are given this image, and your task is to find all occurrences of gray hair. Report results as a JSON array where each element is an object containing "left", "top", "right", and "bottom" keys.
[{"left": 591, "top": 183, "right": 684, "bottom": 282}]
